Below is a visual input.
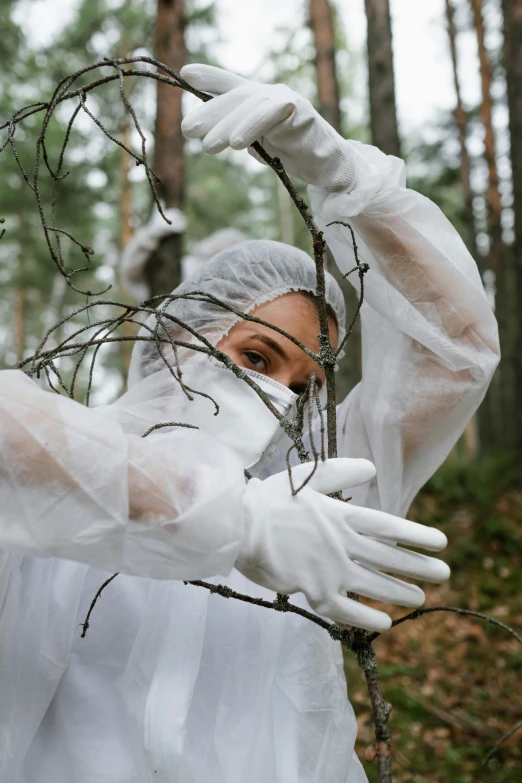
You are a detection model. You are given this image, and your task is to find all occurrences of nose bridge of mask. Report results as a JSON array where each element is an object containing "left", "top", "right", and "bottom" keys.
[
  {"left": 244, "top": 368, "right": 328, "bottom": 417},
  {"left": 241, "top": 368, "right": 299, "bottom": 416},
  {"left": 176, "top": 359, "right": 285, "bottom": 469}
]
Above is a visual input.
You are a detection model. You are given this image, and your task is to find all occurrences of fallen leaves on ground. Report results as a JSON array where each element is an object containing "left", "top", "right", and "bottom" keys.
[{"left": 344, "top": 461, "right": 522, "bottom": 782}]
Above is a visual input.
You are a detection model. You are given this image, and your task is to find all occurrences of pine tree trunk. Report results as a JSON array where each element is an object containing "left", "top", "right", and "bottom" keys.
[
  {"left": 364, "top": 0, "right": 401, "bottom": 157},
  {"left": 445, "top": 0, "right": 482, "bottom": 457},
  {"left": 14, "top": 213, "right": 27, "bottom": 364},
  {"left": 309, "top": 0, "right": 361, "bottom": 399},
  {"left": 120, "top": 118, "right": 133, "bottom": 251},
  {"left": 146, "top": 0, "right": 186, "bottom": 299},
  {"left": 13, "top": 273, "right": 25, "bottom": 363},
  {"left": 277, "top": 179, "right": 295, "bottom": 247},
  {"left": 501, "top": 0, "right": 522, "bottom": 454},
  {"left": 309, "top": 0, "right": 342, "bottom": 133},
  {"left": 472, "top": 0, "right": 509, "bottom": 449},
  {"left": 120, "top": 114, "right": 136, "bottom": 386},
  {"left": 471, "top": 0, "right": 503, "bottom": 271},
  {"left": 119, "top": 5, "right": 136, "bottom": 386},
  {"left": 445, "top": 0, "right": 477, "bottom": 258}
]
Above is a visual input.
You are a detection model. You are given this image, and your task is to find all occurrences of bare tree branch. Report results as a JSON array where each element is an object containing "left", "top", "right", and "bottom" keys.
[{"left": 484, "top": 718, "right": 522, "bottom": 765}]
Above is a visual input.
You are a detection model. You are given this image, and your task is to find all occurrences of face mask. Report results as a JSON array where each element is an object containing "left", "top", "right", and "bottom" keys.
[
  {"left": 177, "top": 359, "right": 298, "bottom": 469},
  {"left": 240, "top": 367, "right": 298, "bottom": 415}
]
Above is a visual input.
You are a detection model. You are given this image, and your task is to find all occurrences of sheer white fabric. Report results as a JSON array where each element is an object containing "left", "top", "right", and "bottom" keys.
[
  {"left": 0, "top": 370, "right": 245, "bottom": 578},
  {"left": 0, "top": 140, "right": 499, "bottom": 782},
  {"left": 310, "top": 140, "right": 499, "bottom": 517}
]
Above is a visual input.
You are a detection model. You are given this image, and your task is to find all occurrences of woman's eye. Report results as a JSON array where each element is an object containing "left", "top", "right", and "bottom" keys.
[{"left": 244, "top": 351, "right": 268, "bottom": 371}]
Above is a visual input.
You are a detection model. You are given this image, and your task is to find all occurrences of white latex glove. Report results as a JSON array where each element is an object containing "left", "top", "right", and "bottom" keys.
[
  {"left": 236, "top": 459, "right": 450, "bottom": 632},
  {"left": 181, "top": 64, "right": 363, "bottom": 192}
]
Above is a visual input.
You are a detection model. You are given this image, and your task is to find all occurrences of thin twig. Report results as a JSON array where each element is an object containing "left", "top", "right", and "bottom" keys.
[
  {"left": 142, "top": 421, "right": 199, "bottom": 437},
  {"left": 367, "top": 605, "right": 522, "bottom": 646},
  {"left": 80, "top": 573, "right": 119, "bottom": 638},
  {"left": 484, "top": 719, "right": 522, "bottom": 765}
]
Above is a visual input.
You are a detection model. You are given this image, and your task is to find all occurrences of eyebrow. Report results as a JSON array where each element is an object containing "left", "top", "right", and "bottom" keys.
[
  {"left": 247, "top": 332, "right": 325, "bottom": 390},
  {"left": 248, "top": 333, "right": 291, "bottom": 362}
]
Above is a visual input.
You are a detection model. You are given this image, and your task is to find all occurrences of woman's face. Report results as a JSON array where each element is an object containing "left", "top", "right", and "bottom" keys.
[{"left": 217, "top": 292, "right": 338, "bottom": 396}]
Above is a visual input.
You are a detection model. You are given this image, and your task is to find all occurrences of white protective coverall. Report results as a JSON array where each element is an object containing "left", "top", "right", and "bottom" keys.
[{"left": 0, "top": 83, "right": 499, "bottom": 783}]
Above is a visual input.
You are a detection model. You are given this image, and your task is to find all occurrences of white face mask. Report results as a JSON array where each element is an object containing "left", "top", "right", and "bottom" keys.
[{"left": 179, "top": 359, "right": 298, "bottom": 469}]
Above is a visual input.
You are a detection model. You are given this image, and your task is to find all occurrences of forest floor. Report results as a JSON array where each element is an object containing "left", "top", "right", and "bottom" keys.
[{"left": 344, "top": 454, "right": 522, "bottom": 782}]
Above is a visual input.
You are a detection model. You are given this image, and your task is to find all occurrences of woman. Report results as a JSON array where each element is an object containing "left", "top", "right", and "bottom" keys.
[{"left": 0, "top": 65, "right": 499, "bottom": 782}]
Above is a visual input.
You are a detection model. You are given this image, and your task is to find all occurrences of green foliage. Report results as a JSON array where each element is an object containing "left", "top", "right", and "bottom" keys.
[
  {"left": 0, "top": 0, "right": 225, "bottom": 380},
  {"left": 0, "top": 23, "right": 121, "bottom": 367},
  {"left": 0, "top": 0, "right": 23, "bottom": 64},
  {"left": 186, "top": 148, "right": 276, "bottom": 244},
  {"left": 0, "top": 0, "right": 323, "bottom": 395},
  {"left": 420, "top": 451, "right": 517, "bottom": 507}
]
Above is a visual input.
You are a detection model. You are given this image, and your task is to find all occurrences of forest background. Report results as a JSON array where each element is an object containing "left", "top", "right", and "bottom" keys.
[{"left": 1, "top": 0, "right": 521, "bottom": 780}]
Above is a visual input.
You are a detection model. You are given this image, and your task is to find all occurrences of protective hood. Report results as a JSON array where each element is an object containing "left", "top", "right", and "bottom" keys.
[
  {"left": 124, "top": 238, "right": 345, "bottom": 470},
  {"left": 128, "top": 239, "right": 346, "bottom": 386}
]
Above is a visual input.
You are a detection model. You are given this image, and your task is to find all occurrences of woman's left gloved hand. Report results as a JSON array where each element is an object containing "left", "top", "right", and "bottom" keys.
[
  {"left": 181, "top": 64, "right": 363, "bottom": 192},
  {"left": 236, "top": 458, "right": 450, "bottom": 632}
]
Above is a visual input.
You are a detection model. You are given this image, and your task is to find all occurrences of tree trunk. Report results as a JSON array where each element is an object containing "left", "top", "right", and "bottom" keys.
[
  {"left": 471, "top": 0, "right": 503, "bottom": 272},
  {"left": 309, "top": 0, "right": 343, "bottom": 133},
  {"left": 445, "top": 0, "right": 477, "bottom": 258},
  {"left": 120, "top": 118, "right": 133, "bottom": 251},
  {"left": 120, "top": 114, "right": 136, "bottom": 385},
  {"left": 13, "top": 268, "right": 25, "bottom": 363},
  {"left": 309, "top": 0, "right": 361, "bottom": 399},
  {"left": 277, "top": 179, "right": 295, "bottom": 246},
  {"left": 364, "top": 0, "right": 401, "bottom": 157},
  {"left": 445, "top": 0, "right": 483, "bottom": 456},
  {"left": 471, "top": 0, "right": 510, "bottom": 449},
  {"left": 13, "top": 212, "right": 27, "bottom": 364},
  {"left": 119, "top": 4, "right": 137, "bottom": 387},
  {"left": 501, "top": 0, "right": 522, "bottom": 454},
  {"left": 146, "top": 0, "right": 186, "bottom": 299}
]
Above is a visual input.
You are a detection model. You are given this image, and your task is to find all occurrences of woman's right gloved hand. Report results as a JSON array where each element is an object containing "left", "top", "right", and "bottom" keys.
[
  {"left": 180, "top": 64, "right": 363, "bottom": 192},
  {"left": 236, "top": 458, "right": 450, "bottom": 632}
]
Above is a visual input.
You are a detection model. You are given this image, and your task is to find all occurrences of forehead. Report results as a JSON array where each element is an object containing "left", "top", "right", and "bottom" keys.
[{"left": 231, "top": 292, "right": 338, "bottom": 352}]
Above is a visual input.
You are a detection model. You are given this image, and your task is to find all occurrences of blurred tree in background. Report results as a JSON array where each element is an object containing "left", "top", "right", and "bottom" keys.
[
  {"left": 146, "top": 0, "right": 186, "bottom": 297},
  {"left": 364, "top": 0, "right": 401, "bottom": 157},
  {"left": 501, "top": 0, "right": 522, "bottom": 457},
  {"left": 2, "top": 0, "right": 521, "bottom": 427},
  {"left": 0, "top": 0, "right": 275, "bottom": 398}
]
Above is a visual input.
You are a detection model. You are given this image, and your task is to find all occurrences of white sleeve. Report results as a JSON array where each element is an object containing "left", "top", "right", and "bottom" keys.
[
  {"left": 0, "top": 370, "right": 246, "bottom": 579},
  {"left": 309, "top": 141, "right": 500, "bottom": 517}
]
